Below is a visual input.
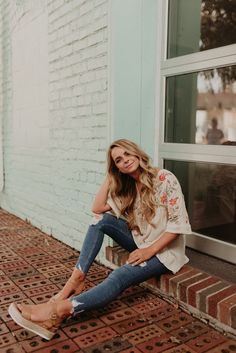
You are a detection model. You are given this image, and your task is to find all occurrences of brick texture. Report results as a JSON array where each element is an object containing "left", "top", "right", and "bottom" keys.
[
  {"left": 218, "top": 293, "right": 236, "bottom": 327},
  {"left": 105, "top": 245, "right": 236, "bottom": 335},
  {"left": 0, "top": 210, "right": 235, "bottom": 351},
  {"left": 0, "top": 0, "right": 108, "bottom": 261}
]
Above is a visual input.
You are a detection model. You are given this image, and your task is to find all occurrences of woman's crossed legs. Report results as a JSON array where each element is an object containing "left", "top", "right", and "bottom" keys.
[{"left": 8, "top": 213, "right": 169, "bottom": 340}]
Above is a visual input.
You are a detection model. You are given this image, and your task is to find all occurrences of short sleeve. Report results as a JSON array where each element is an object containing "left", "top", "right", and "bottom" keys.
[{"left": 159, "top": 171, "right": 192, "bottom": 235}]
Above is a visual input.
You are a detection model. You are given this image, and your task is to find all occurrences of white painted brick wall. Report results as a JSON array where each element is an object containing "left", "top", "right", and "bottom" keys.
[{"left": 0, "top": 0, "right": 109, "bottom": 263}]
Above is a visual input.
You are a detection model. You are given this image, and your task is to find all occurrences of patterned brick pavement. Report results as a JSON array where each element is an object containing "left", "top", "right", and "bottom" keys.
[{"left": 0, "top": 208, "right": 236, "bottom": 353}]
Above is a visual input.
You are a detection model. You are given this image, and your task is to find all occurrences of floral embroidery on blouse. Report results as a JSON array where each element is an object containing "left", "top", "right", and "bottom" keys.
[
  {"left": 169, "top": 197, "right": 178, "bottom": 206},
  {"left": 155, "top": 170, "right": 189, "bottom": 225},
  {"left": 133, "top": 170, "right": 190, "bottom": 230},
  {"left": 159, "top": 173, "right": 166, "bottom": 182},
  {"left": 160, "top": 193, "right": 167, "bottom": 205},
  {"left": 161, "top": 172, "right": 183, "bottom": 225}
]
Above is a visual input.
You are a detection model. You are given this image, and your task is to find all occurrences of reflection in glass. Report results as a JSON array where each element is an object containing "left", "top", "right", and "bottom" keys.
[
  {"left": 164, "top": 160, "right": 236, "bottom": 245},
  {"left": 165, "top": 65, "right": 236, "bottom": 144},
  {"left": 205, "top": 117, "right": 224, "bottom": 144},
  {"left": 168, "top": 0, "right": 236, "bottom": 58}
]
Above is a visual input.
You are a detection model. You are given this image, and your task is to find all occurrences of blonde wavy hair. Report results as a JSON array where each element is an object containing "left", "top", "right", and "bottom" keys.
[{"left": 107, "top": 139, "right": 158, "bottom": 230}]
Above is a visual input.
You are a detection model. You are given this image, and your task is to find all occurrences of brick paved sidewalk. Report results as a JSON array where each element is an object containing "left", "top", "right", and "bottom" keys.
[{"left": 0, "top": 208, "right": 235, "bottom": 353}]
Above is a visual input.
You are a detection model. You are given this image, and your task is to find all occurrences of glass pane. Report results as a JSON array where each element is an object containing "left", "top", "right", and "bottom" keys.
[
  {"left": 164, "top": 160, "right": 236, "bottom": 245},
  {"left": 167, "top": 0, "right": 236, "bottom": 58},
  {"left": 165, "top": 65, "right": 236, "bottom": 144}
]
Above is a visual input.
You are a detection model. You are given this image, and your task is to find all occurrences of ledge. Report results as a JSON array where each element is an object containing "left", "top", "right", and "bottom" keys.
[{"left": 106, "top": 245, "right": 236, "bottom": 337}]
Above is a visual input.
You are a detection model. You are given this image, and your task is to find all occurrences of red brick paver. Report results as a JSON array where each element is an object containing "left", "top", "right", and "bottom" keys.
[{"left": 0, "top": 208, "right": 235, "bottom": 352}]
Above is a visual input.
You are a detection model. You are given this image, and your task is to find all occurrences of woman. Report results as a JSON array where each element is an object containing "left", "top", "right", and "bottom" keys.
[{"left": 8, "top": 139, "right": 192, "bottom": 340}]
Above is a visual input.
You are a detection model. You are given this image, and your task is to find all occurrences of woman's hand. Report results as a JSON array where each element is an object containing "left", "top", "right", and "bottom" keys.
[
  {"left": 127, "top": 233, "right": 178, "bottom": 266},
  {"left": 127, "top": 248, "right": 154, "bottom": 266}
]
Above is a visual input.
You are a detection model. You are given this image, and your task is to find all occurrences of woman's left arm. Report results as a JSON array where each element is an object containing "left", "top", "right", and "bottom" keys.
[
  {"left": 128, "top": 171, "right": 191, "bottom": 266},
  {"left": 127, "top": 232, "right": 178, "bottom": 266}
]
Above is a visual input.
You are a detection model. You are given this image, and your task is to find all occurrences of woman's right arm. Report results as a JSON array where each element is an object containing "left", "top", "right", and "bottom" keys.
[{"left": 91, "top": 177, "right": 112, "bottom": 214}]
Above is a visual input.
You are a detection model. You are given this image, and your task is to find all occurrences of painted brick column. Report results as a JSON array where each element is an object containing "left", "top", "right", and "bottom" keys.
[{"left": 47, "top": 0, "right": 109, "bottom": 254}]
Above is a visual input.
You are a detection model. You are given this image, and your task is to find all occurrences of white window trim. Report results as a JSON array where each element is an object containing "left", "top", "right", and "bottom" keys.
[
  {"left": 162, "top": 54, "right": 236, "bottom": 77},
  {"left": 163, "top": 46, "right": 236, "bottom": 73},
  {"left": 160, "top": 146, "right": 236, "bottom": 165}
]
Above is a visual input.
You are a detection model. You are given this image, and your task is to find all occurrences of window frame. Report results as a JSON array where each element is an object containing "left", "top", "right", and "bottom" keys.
[{"left": 155, "top": 0, "right": 236, "bottom": 264}]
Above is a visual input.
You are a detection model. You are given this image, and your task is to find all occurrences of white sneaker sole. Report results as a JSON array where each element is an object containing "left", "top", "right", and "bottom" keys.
[{"left": 8, "top": 303, "right": 54, "bottom": 341}]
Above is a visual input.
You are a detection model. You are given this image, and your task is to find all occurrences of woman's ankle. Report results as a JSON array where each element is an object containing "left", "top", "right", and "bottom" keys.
[
  {"left": 70, "top": 267, "right": 85, "bottom": 282},
  {"left": 57, "top": 300, "right": 74, "bottom": 317}
]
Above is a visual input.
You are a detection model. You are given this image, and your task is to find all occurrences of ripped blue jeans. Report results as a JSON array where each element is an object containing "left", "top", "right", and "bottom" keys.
[{"left": 70, "top": 213, "right": 169, "bottom": 315}]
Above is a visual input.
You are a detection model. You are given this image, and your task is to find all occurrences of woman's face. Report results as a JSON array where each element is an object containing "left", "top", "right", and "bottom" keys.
[{"left": 111, "top": 146, "right": 140, "bottom": 177}]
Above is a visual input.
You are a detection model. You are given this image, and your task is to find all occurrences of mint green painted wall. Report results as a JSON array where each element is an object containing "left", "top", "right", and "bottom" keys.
[{"left": 110, "top": 0, "right": 158, "bottom": 158}]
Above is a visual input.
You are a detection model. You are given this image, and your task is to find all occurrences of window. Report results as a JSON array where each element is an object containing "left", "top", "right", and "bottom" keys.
[
  {"left": 157, "top": 0, "right": 236, "bottom": 263},
  {"left": 164, "top": 160, "right": 236, "bottom": 245},
  {"left": 168, "top": 0, "right": 236, "bottom": 58},
  {"left": 165, "top": 65, "right": 236, "bottom": 145}
]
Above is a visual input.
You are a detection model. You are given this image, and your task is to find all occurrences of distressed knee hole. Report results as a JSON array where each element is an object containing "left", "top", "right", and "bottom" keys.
[
  {"left": 90, "top": 213, "right": 104, "bottom": 225},
  {"left": 71, "top": 299, "right": 85, "bottom": 314},
  {"left": 77, "top": 263, "right": 85, "bottom": 274}
]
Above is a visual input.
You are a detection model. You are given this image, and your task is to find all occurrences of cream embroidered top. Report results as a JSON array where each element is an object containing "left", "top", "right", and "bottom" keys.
[{"left": 107, "top": 169, "right": 192, "bottom": 273}]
